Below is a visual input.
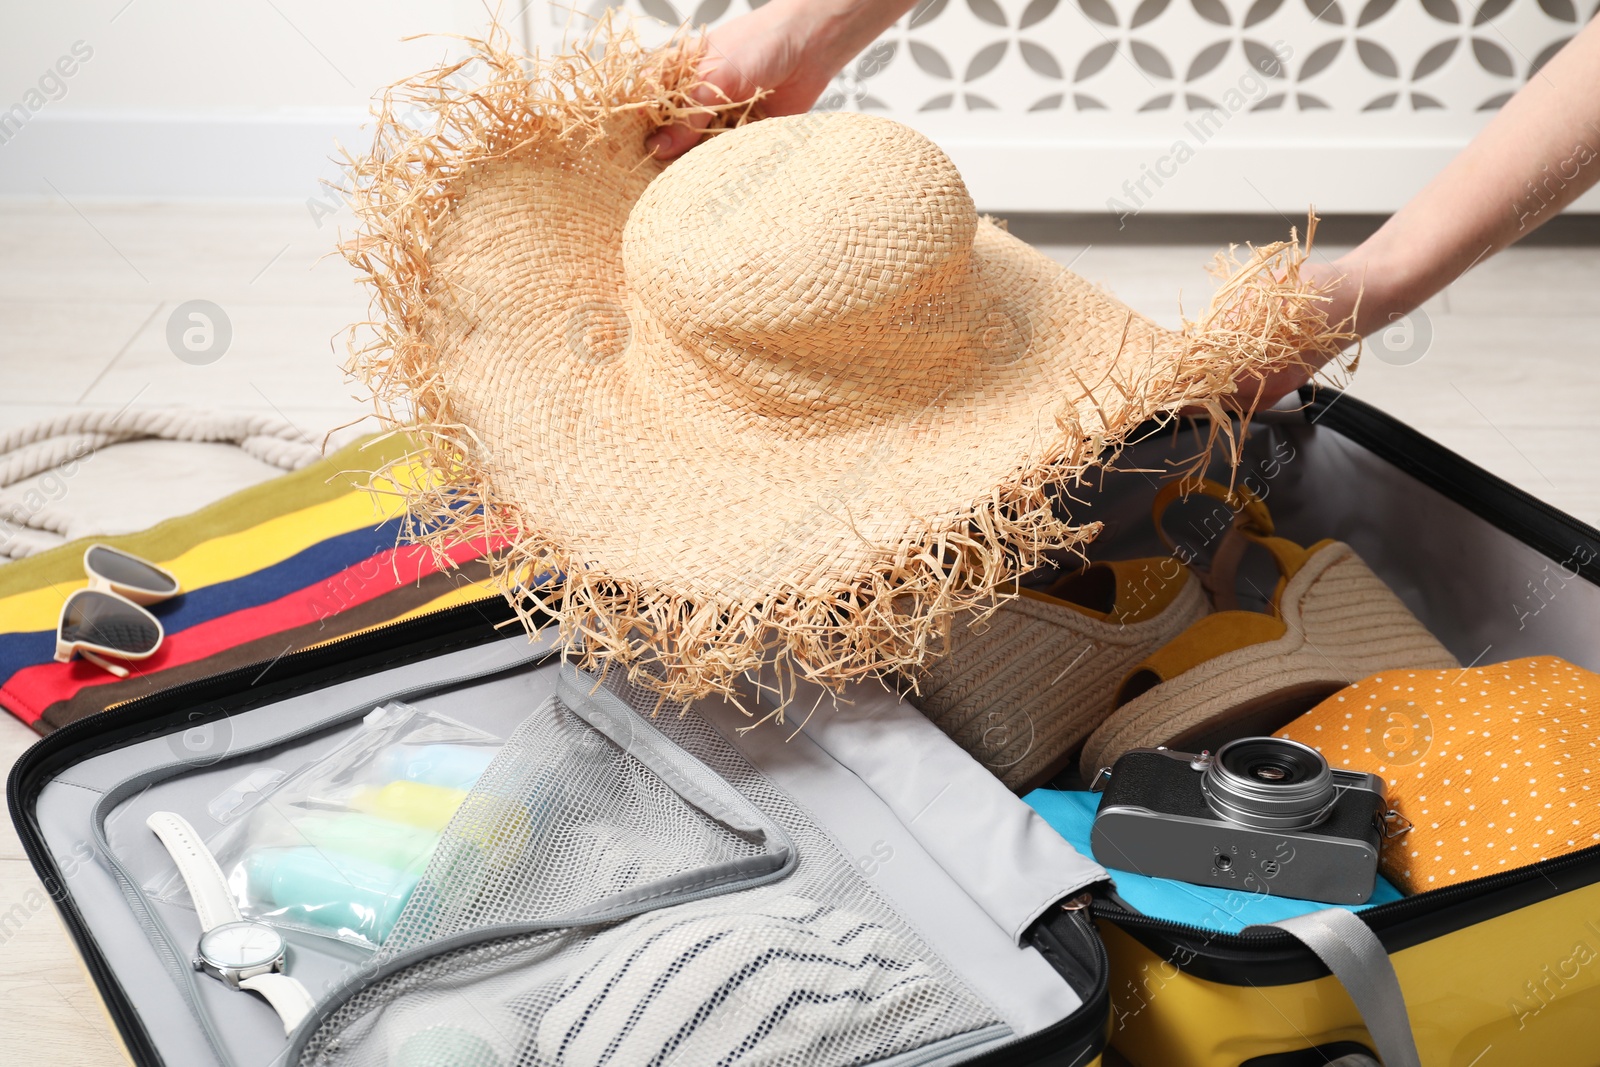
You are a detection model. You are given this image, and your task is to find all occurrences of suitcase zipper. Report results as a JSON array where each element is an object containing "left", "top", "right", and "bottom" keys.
[
  {"left": 22, "top": 594, "right": 515, "bottom": 750},
  {"left": 100, "top": 594, "right": 510, "bottom": 714},
  {"left": 1092, "top": 839, "right": 1600, "bottom": 955},
  {"left": 958, "top": 902, "right": 1112, "bottom": 1066}
]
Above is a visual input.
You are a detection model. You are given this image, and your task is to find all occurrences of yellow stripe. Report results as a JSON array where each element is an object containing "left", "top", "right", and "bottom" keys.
[{"left": 0, "top": 477, "right": 415, "bottom": 632}]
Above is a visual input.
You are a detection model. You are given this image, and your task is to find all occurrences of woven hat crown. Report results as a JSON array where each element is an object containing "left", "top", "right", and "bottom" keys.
[{"left": 622, "top": 112, "right": 1016, "bottom": 426}]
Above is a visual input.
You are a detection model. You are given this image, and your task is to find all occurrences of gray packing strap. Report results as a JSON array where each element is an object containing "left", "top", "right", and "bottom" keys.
[{"left": 1244, "top": 909, "right": 1420, "bottom": 1067}]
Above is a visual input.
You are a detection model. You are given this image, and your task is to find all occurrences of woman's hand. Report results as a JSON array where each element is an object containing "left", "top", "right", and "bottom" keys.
[
  {"left": 1242, "top": 256, "right": 1366, "bottom": 410},
  {"left": 1232, "top": 250, "right": 1399, "bottom": 412},
  {"left": 646, "top": 0, "right": 917, "bottom": 160}
]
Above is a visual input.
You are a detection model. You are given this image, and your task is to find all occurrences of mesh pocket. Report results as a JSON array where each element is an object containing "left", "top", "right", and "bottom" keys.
[
  {"left": 295, "top": 666, "right": 1003, "bottom": 1067},
  {"left": 382, "top": 667, "right": 792, "bottom": 954}
]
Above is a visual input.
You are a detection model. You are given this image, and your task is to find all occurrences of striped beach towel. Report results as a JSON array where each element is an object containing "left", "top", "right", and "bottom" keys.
[{"left": 0, "top": 435, "right": 501, "bottom": 732}]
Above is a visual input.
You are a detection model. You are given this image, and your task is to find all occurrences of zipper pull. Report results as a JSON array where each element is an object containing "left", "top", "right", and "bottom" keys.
[{"left": 1059, "top": 891, "right": 1094, "bottom": 912}]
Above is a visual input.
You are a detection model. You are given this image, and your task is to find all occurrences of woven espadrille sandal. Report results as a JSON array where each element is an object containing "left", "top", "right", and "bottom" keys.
[
  {"left": 908, "top": 555, "right": 1208, "bottom": 793},
  {"left": 1079, "top": 481, "right": 1459, "bottom": 778}
]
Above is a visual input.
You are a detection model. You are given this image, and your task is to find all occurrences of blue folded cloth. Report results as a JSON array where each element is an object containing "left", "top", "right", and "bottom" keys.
[{"left": 1023, "top": 789, "right": 1404, "bottom": 933}]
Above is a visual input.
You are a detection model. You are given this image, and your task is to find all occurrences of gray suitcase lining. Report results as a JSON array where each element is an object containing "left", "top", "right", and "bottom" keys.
[{"left": 35, "top": 634, "right": 1094, "bottom": 1065}]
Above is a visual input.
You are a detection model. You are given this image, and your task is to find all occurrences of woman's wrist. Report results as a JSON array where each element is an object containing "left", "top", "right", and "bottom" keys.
[
  {"left": 751, "top": 0, "right": 839, "bottom": 53},
  {"left": 1337, "top": 216, "right": 1456, "bottom": 336},
  {"left": 1326, "top": 244, "right": 1417, "bottom": 339},
  {"left": 762, "top": 0, "right": 908, "bottom": 72}
]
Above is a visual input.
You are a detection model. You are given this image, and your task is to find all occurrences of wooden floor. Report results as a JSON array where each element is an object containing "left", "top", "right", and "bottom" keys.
[{"left": 0, "top": 201, "right": 1596, "bottom": 1065}]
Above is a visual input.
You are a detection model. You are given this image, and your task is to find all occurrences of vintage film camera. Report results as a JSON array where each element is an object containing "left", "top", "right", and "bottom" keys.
[{"left": 1090, "top": 737, "right": 1399, "bottom": 904}]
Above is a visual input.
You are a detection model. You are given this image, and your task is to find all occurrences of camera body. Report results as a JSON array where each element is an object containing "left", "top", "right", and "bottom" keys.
[{"left": 1090, "top": 738, "right": 1388, "bottom": 904}]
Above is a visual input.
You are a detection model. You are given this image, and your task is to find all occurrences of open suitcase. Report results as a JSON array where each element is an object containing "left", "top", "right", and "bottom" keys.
[{"left": 10, "top": 387, "right": 1600, "bottom": 1067}]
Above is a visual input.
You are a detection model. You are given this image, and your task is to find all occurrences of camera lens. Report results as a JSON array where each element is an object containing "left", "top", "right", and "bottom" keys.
[
  {"left": 1223, "top": 738, "right": 1324, "bottom": 787},
  {"left": 1201, "top": 737, "right": 1336, "bottom": 829}
]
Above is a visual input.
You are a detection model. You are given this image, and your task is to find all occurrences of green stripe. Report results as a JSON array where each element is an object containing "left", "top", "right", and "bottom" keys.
[{"left": 0, "top": 432, "right": 419, "bottom": 601}]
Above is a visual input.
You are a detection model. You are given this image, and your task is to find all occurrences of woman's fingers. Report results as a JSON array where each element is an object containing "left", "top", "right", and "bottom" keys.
[
  {"left": 648, "top": 58, "right": 754, "bottom": 159},
  {"left": 646, "top": 115, "right": 708, "bottom": 160},
  {"left": 644, "top": 125, "right": 690, "bottom": 160}
]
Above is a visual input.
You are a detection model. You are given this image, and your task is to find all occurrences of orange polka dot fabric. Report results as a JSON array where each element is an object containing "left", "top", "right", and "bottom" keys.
[{"left": 1277, "top": 657, "right": 1598, "bottom": 895}]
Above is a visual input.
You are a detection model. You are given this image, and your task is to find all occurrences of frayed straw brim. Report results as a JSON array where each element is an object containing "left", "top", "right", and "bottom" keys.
[{"left": 340, "top": 17, "right": 1351, "bottom": 719}]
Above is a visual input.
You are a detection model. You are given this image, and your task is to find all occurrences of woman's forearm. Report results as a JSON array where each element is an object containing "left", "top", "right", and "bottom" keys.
[
  {"left": 1342, "top": 18, "right": 1600, "bottom": 333},
  {"left": 757, "top": 0, "right": 917, "bottom": 78}
]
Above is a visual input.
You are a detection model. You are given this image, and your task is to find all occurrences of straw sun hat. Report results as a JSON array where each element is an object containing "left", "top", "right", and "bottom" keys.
[{"left": 342, "top": 22, "right": 1344, "bottom": 715}]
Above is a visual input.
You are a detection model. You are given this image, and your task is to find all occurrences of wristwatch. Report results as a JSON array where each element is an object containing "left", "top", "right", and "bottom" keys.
[{"left": 147, "top": 811, "right": 316, "bottom": 1035}]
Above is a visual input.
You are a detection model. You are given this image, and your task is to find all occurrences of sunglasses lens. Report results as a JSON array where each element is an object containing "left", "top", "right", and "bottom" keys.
[
  {"left": 62, "top": 592, "right": 161, "bottom": 656},
  {"left": 86, "top": 546, "right": 178, "bottom": 596}
]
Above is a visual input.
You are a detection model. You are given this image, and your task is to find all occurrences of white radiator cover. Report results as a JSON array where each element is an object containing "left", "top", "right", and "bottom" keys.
[{"left": 531, "top": 0, "right": 1600, "bottom": 214}]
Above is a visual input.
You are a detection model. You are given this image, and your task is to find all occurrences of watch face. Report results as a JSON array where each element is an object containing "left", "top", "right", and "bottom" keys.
[{"left": 199, "top": 921, "right": 284, "bottom": 970}]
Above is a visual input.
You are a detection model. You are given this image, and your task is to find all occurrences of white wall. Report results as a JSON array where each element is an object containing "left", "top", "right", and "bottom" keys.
[
  {"left": 0, "top": 0, "right": 521, "bottom": 198},
  {"left": 2, "top": 0, "right": 1596, "bottom": 214}
]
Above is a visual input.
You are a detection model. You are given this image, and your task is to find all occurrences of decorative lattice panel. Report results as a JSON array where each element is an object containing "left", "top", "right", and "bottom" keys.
[{"left": 532, "top": 0, "right": 1598, "bottom": 212}]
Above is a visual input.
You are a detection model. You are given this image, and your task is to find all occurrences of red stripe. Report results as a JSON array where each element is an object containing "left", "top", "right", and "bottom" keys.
[{"left": 0, "top": 540, "right": 497, "bottom": 725}]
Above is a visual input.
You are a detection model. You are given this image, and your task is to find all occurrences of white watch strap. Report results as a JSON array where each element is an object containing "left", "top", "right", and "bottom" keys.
[
  {"left": 239, "top": 972, "right": 315, "bottom": 1035},
  {"left": 146, "top": 811, "right": 241, "bottom": 932}
]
